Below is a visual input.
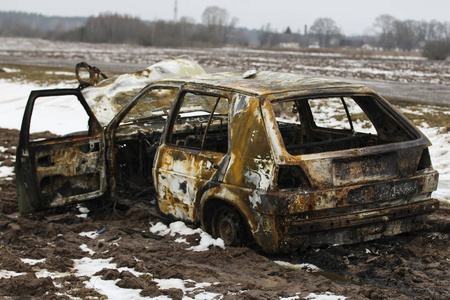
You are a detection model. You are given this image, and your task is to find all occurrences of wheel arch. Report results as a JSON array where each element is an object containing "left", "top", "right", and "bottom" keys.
[
  {"left": 197, "top": 187, "right": 280, "bottom": 252},
  {"left": 199, "top": 195, "right": 253, "bottom": 238}
]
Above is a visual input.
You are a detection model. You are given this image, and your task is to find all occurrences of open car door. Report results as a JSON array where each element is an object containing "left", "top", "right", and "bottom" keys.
[{"left": 16, "top": 89, "right": 107, "bottom": 213}]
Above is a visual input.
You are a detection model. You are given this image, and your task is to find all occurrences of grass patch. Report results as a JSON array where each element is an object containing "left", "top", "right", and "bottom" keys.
[
  {"left": 0, "top": 64, "right": 79, "bottom": 85},
  {"left": 0, "top": 63, "right": 123, "bottom": 87},
  {"left": 399, "top": 107, "right": 450, "bottom": 129},
  {"left": 258, "top": 46, "right": 422, "bottom": 58},
  {"left": 439, "top": 201, "right": 450, "bottom": 207},
  {"left": 60, "top": 279, "right": 108, "bottom": 300},
  {"left": 69, "top": 286, "right": 108, "bottom": 300}
]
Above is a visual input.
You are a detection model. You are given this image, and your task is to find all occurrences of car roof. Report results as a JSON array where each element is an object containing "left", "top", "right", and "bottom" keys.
[{"left": 160, "top": 71, "right": 374, "bottom": 97}]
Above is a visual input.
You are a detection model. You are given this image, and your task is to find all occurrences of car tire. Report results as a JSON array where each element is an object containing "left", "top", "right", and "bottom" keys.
[{"left": 211, "top": 204, "right": 245, "bottom": 247}]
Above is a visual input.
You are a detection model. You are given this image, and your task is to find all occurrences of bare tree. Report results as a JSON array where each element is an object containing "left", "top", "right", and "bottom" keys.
[
  {"left": 83, "top": 13, "right": 145, "bottom": 44},
  {"left": 373, "top": 14, "right": 397, "bottom": 50},
  {"left": 258, "top": 23, "right": 272, "bottom": 47},
  {"left": 428, "top": 20, "right": 450, "bottom": 41},
  {"left": 178, "top": 17, "right": 196, "bottom": 47},
  {"left": 258, "top": 23, "right": 280, "bottom": 47},
  {"left": 393, "top": 20, "right": 416, "bottom": 51},
  {"left": 230, "top": 28, "right": 250, "bottom": 46},
  {"left": 201, "top": 6, "right": 238, "bottom": 45},
  {"left": 309, "top": 18, "right": 341, "bottom": 48},
  {"left": 372, "top": 14, "right": 450, "bottom": 51}
]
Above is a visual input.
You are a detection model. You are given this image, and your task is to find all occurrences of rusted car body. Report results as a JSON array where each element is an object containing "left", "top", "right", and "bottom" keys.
[{"left": 16, "top": 62, "right": 439, "bottom": 253}]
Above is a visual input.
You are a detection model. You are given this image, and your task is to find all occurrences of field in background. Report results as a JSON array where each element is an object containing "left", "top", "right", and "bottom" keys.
[{"left": 0, "top": 37, "right": 449, "bottom": 86}]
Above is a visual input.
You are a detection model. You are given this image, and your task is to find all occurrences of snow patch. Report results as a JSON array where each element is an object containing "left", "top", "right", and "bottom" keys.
[
  {"left": 304, "top": 292, "right": 346, "bottom": 300},
  {"left": 80, "top": 244, "right": 95, "bottom": 256},
  {"left": 76, "top": 204, "right": 90, "bottom": 218},
  {"left": 275, "top": 260, "right": 321, "bottom": 272},
  {"left": 21, "top": 258, "right": 46, "bottom": 265},
  {"left": 150, "top": 221, "right": 225, "bottom": 251},
  {"left": 45, "top": 71, "right": 73, "bottom": 76},
  {"left": 0, "top": 270, "right": 25, "bottom": 278},
  {"left": 82, "top": 56, "right": 206, "bottom": 125},
  {"left": 0, "top": 166, "right": 14, "bottom": 179},
  {"left": 79, "top": 231, "right": 99, "bottom": 239},
  {"left": 2, "top": 67, "right": 20, "bottom": 73}
]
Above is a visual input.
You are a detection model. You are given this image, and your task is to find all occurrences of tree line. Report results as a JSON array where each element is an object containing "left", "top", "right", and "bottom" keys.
[
  {"left": 0, "top": 11, "right": 85, "bottom": 37},
  {"left": 1, "top": 9, "right": 449, "bottom": 60},
  {"left": 0, "top": 9, "right": 243, "bottom": 48},
  {"left": 373, "top": 14, "right": 450, "bottom": 50}
]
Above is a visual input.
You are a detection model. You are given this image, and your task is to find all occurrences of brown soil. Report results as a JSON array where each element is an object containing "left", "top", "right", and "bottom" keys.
[{"left": 1, "top": 127, "right": 449, "bottom": 299}]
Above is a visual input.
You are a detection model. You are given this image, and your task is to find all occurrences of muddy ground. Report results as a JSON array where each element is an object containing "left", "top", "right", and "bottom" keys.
[{"left": 0, "top": 127, "right": 449, "bottom": 299}]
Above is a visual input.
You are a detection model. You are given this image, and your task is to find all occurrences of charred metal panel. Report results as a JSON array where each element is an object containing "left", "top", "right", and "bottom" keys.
[
  {"left": 155, "top": 145, "right": 226, "bottom": 221},
  {"left": 153, "top": 88, "right": 231, "bottom": 221},
  {"left": 31, "top": 136, "right": 106, "bottom": 207},
  {"left": 282, "top": 199, "right": 439, "bottom": 250},
  {"left": 333, "top": 152, "right": 398, "bottom": 186},
  {"left": 224, "top": 94, "right": 273, "bottom": 191},
  {"left": 280, "top": 171, "right": 438, "bottom": 216},
  {"left": 16, "top": 89, "right": 105, "bottom": 213}
]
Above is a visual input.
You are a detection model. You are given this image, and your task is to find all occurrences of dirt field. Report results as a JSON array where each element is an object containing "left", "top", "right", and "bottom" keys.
[{"left": 0, "top": 127, "right": 449, "bottom": 299}]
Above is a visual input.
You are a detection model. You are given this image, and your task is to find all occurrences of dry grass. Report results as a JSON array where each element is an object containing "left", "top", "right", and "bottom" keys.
[
  {"left": 399, "top": 107, "right": 450, "bottom": 129},
  {"left": 67, "top": 283, "right": 108, "bottom": 300},
  {"left": 440, "top": 201, "right": 450, "bottom": 207},
  {"left": 0, "top": 64, "right": 77, "bottom": 85},
  {"left": 254, "top": 46, "right": 423, "bottom": 58},
  {"left": 69, "top": 288, "right": 107, "bottom": 300},
  {"left": 0, "top": 64, "right": 122, "bottom": 86}
]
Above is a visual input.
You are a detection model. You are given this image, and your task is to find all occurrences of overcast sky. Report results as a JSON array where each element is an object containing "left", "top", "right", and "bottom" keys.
[{"left": 1, "top": 0, "right": 449, "bottom": 35}]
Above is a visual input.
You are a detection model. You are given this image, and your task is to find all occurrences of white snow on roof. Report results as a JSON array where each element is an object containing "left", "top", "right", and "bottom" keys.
[{"left": 82, "top": 56, "right": 206, "bottom": 125}]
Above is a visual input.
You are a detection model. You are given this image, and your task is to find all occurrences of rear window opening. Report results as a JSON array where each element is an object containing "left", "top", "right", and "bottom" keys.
[{"left": 271, "top": 95, "right": 418, "bottom": 155}]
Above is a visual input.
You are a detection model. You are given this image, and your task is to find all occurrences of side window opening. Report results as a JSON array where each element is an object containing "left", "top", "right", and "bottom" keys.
[
  {"left": 272, "top": 96, "right": 413, "bottom": 155},
  {"left": 272, "top": 101, "right": 303, "bottom": 147},
  {"left": 168, "top": 92, "right": 229, "bottom": 154},
  {"left": 113, "top": 88, "right": 177, "bottom": 198},
  {"left": 30, "top": 95, "right": 91, "bottom": 141}
]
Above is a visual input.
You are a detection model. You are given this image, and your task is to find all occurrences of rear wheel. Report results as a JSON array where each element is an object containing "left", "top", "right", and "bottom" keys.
[{"left": 211, "top": 205, "right": 245, "bottom": 247}]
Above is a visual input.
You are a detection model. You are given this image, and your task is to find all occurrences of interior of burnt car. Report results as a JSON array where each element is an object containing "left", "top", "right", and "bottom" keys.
[
  {"left": 272, "top": 95, "right": 419, "bottom": 156},
  {"left": 112, "top": 89, "right": 229, "bottom": 198},
  {"left": 167, "top": 92, "right": 229, "bottom": 154}
]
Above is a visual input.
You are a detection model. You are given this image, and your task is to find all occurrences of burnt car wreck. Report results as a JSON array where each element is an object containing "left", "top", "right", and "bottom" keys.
[{"left": 16, "top": 57, "right": 439, "bottom": 253}]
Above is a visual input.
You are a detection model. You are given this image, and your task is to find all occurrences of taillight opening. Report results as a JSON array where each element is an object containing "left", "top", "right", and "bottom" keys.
[
  {"left": 277, "top": 165, "right": 309, "bottom": 189},
  {"left": 417, "top": 148, "right": 432, "bottom": 171}
]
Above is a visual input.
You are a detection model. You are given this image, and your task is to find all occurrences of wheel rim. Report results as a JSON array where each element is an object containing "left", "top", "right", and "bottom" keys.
[{"left": 213, "top": 206, "right": 243, "bottom": 246}]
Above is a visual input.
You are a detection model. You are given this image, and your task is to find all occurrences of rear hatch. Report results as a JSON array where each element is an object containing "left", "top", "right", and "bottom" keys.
[{"left": 264, "top": 93, "right": 439, "bottom": 214}]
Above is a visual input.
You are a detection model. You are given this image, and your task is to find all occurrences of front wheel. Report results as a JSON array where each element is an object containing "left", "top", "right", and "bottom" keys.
[{"left": 211, "top": 205, "right": 245, "bottom": 247}]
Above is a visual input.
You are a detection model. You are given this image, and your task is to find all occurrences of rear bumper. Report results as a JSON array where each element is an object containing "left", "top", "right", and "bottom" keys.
[{"left": 279, "top": 198, "right": 439, "bottom": 251}]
